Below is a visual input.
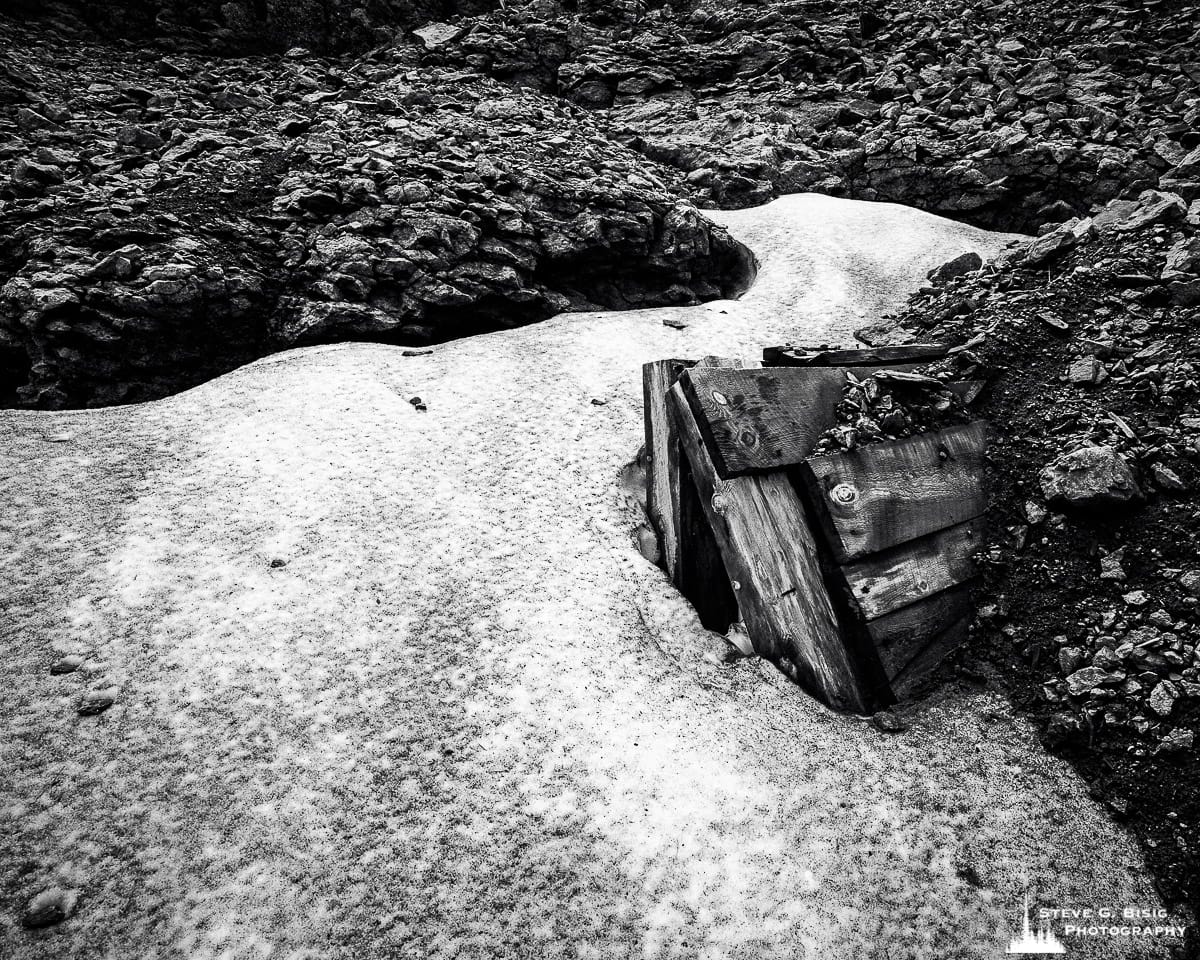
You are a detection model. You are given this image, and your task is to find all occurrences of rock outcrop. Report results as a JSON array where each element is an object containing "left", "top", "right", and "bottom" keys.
[
  {"left": 0, "top": 19, "right": 752, "bottom": 407},
  {"left": 419, "top": 0, "right": 1198, "bottom": 230}
]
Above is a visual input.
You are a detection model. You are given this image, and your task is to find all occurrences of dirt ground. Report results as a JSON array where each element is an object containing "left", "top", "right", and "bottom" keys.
[{"left": 1, "top": 195, "right": 1187, "bottom": 958}]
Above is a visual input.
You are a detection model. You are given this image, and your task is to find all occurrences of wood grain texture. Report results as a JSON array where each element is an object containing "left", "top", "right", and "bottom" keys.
[
  {"left": 887, "top": 616, "right": 971, "bottom": 700},
  {"left": 642, "top": 358, "right": 740, "bottom": 631},
  {"left": 678, "top": 366, "right": 847, "bottom": 478},
  {"left": 675, "top": 450, "right": 739, "bottom": 631},
  {"left": 668, "top": 382, "right": 869, "bottom": 712},
  {"left": 762, "top": 344, "right": 949, "bottom": 367},
  {"left": 800, "top": 420, "right": 988, "bottom": 562},
  {"left": 866, "top": 580, "right": 975, "bottom": 677},
  {"left": 642, "top": 359, "right": 690, "bottom": 578},
  {"left": 840, "top": 518, "right": 983, "bottom": 621}
]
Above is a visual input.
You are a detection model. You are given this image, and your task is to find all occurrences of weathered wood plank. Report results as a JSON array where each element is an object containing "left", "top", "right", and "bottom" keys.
[
  {"left": 675, "top": 426, "right": 739, "bottom": 632},
  {"left": 866, "top": 580, "right": 975, "bottom": 678},
  {"left": 678, "top": 366, "right": 847, "bottom": 479},
  {"left": 642, "top": 359, "right": 690, "bottom": 579},
  {"left": 668, "top": 382, "right": 871, "bottom": 712},
  {"left": 799, "top": 421, "right": 988, "bottom": 562},
  {"left": 840, "top": 518, "right": 984, "bottom": 622},
  {"left": 642, "top": 358, "right": 740, "bottom": 631},
  {"left": 887, "top": 616, "right": 971, "bottom": 700},
  {"left": 763, "top": 344, "right": 949, "bottom": 367}
]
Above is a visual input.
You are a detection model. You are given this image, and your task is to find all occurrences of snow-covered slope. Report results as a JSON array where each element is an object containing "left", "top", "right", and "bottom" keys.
[{"left": 1, "top": 195, "right": 1175, "bottom": 958}]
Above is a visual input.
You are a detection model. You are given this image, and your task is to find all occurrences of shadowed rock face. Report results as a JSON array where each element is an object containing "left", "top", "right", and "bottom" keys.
[
  {"left": 7, "top": 0, "right": 500, "bottom": 53},
  {"left": 0, "top": 26, "right": 754, "bottom": 409}
]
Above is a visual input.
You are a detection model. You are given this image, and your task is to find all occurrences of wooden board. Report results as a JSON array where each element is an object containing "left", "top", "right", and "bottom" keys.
[
  {"left": 839, "top": 519, "right": 983, "bottom": 622},
  {"left": 642, "top": 358, "right": 739, "bottom": 631},
  {"left": 763, "top": 344, "right": 949, "bottom": 367},
  {"left": 678, "top": 366, "right": 847, "bottom": 479},
  {"left": 866, "top": 580, "right": 975, "bottom": 678},
  {"left": 668, "top": 382, "right": 871, "bottom": 712},
  {"left": 799, "top": 421, "right": 988, "bottom": 563},
  {"left": 642, "top": 358, "right": 691, "bottom": 579},
  {"left": 675, "top": 443, "right": 739, "bottom": 631},
  {"left": 887, "top": 616, "right": 971, "bottom": 700}
]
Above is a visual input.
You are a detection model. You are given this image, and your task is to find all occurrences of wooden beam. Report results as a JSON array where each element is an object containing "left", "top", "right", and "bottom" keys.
[
  {"left": 642, "top": 359, "right": 690, "bottom": 579},
  {"left": 866, "top": 580, "right": 975, "bottom": 678},
  {"left": 799, "top": 421, "right": 988, "bottom": 562},
  {"left": 839, "top": 519, "right": 984, "bottom": 622},
  {"left": 668, "top": 382, "right": 872, "bottom": 712},
  {"left": 677, "top": 366, "right": 847, "bottom": 479},
  {"left": 763, "top": 343, "right": 949, "bottom": 367},
  {"left": 887, "top": 616, "right": 971, "bottom": 700},
  {"left": 763, "top": 344, "right": 947, "bottom": 367},
  {"left": 642, "top": 358, "right": 739, "bottom": 631}
]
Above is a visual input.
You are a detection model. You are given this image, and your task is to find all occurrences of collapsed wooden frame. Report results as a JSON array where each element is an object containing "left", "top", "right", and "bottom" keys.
[{"left": 642, "top": 345, "right": 988, "bottom": 714}]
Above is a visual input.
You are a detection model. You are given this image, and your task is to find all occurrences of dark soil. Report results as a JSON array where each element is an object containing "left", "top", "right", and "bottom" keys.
[{"left": 865, "top": 202, "right": 1200, "bottom": 948}]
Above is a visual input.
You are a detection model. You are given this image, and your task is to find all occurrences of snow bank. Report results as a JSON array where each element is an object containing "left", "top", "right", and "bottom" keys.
[{"left": 0, "top": 195, "right": 1176, "bottom": 959}]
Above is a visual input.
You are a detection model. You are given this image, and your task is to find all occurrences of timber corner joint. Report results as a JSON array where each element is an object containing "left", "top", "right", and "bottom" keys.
[{"left": 640, "top": 343, "right": 988, "bottom": 714}]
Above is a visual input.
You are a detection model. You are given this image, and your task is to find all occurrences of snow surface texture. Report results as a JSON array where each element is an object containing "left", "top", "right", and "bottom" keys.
[{"left": 1, "top": 195, "right": 1182, "bottom": 959}]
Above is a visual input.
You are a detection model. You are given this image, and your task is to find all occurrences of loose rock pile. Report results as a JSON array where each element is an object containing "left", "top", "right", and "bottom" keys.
[
  {"left": 874, "top": 187, "right": 1200, "bottom": 909},
  {"left": 415, "top": 0, "right": 1200, "bottom": 230},
  {"left": 0, "top": 17, "right": 751, "bottom": 407},
  {"left": 810, "top": 368, "right": 970, "bottom": 455}
]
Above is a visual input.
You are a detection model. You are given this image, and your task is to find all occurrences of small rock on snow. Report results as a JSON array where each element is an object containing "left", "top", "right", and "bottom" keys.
[
  {"left": 50, "top": 654, "right": 85, "bottom": 675},
  {"left": 870, "top": 709, "right": 908, "bottom": 733},
  {"left": 77, "top": 688, "right": 116, "bottom": 716},
  {"left": 22, "top": 887, "right": 76, "bottom": 928}
]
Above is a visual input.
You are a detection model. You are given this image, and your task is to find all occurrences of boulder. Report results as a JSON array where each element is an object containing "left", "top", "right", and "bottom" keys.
[
  {"left": 1161, "top": 236, "right": 1200, "bottom": 281},
  {"left": 1093, "top": 190, "right": 1186, "bottom": 233},
  {"left": 1039, "top": 445, "right": 1143, "bottom": 511},
  {"left": 1065, "top": 666, "right": 1123, "bottom": 697},
  {"left": 926, "top": 251, "right": 982, "bottom": 283},
  {"left": 1021, "top": 224, "right": 1078, "bottom": 267}
]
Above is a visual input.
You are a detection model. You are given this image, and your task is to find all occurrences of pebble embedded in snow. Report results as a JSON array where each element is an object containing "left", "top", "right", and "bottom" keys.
[
  {"left": 22, "top": 887, "right": 76, "bottom": 928},
  {"left": 870, "top": 709, "right": 908, "bottom": 733},
  {"left": 50, "top": 654, "right": 85, "bottom": 675},
  {"left": 77, "top": 688, "right": 117, "bottom": 716}
]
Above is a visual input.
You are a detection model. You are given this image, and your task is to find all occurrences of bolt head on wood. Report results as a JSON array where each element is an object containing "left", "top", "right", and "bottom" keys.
[{"left": 830, "top": 483, "right": 858, "bottom": 505}]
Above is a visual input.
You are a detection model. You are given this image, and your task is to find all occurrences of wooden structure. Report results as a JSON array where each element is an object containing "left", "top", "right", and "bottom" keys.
[{"left": 642, "top": 343, "right": 987, "bottom": 713}]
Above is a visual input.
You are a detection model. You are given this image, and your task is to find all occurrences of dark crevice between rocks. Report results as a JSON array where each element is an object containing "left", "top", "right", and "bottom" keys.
[
  {"left": 533, "top": 235, "right": 758, "bottom": 312},
  {"left": 0, "top": 230, "right": 758, "bottom": 409}
]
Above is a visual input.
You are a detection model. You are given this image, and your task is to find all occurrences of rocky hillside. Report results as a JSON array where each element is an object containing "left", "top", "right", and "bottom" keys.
[
  {"left": 418, "top": 0, "right": 1199, "bottom": 229},
  {"left": 864, "top": 188, "right": 1200, "bottom": 920},
  {"left": 5, "top": 0, "right": 1200, "bottom": 407},
  {"left": 0, "top": 13, "right": 752, "bottom": 407},
  {"left": 3, "top": 0, "right": 1200, "bottom": 933}
]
